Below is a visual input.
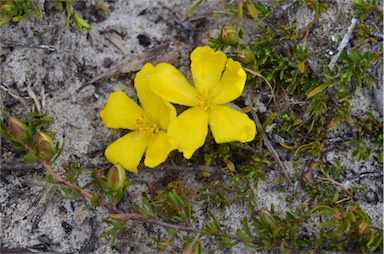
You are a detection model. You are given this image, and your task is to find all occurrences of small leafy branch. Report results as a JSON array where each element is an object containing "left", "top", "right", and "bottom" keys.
[
  {"left": 0, "top": 0, "right": 42, "bottom": 25},
  {"left": 0, "top": 0, "right": 95, "bottom": 32},
  {"left": 1, "top": 112, "right": 382, "bottom": 252}
]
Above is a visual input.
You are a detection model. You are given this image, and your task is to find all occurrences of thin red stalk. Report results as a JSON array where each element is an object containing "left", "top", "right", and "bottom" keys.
[
  {"left": 39, "top": 159, "right": 206, "bottom": 234},
  {"left": 39, "top": 159, "right": 124, "bottom": 214}
]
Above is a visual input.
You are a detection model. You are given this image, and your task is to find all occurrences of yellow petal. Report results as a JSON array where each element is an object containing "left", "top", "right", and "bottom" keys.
[
  {"left": 135, "top": 63, "right": 176, "bottom": 129},
  {"left": 144, "top": 130, "right": 174, "bottom": 168},
  {"left": 167, "top": 107, "right": 209, "bottom": 159},
  {"left": 213, "top": 58, "right": 247, "bottom": 104},
  {"left": 100, "top": 90, "right": 144, "bottom": 130},
  {"left": 208, "top": 105, "right": 256, "bottom": 143},
  {"left": 150, "top": 63, "right": 197, "bottom": 106},
  {"left": 191, "top": 46, "right": 227, "bottom": 89},
  {"left": 105, "top": 131, "right": 149, "bottom": 174}
]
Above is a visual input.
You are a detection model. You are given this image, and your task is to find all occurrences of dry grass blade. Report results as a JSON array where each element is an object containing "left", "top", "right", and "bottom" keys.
[
  {"left": 77, "top": 43, "right": 180, "bottom": 92},
  {"left": 328, "top": 18, "right": 358, "bottom": 71},
  {"left": 105, "top": 33, "right": 130, "bottom": 54}
]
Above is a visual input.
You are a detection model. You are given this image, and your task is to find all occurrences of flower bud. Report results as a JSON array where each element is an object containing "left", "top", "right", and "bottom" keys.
[
  {"left": 35, "top": 131, "right": 56, "bottom": 161},
  {"left": 107, "top": 164, "right": 126, "bottom": 192},
  {"left": 237, "top": 49, "right": 255, "bottom": 64},
  {"left": 259, "top": 208, "right": 277, "bottom": 230},
  {"left": 220, "top": 25, "right": 240, "bottom": 45},
  {"left": 8, "top": 116, "right": 30, "bottom": 143}
]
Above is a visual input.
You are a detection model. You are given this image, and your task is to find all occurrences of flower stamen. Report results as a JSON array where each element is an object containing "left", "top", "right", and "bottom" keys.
[
  {"left": 196, "top": 89, "right": 215, "bottom": 111},
  {"left": 136, "top": 116, "right": 159, "bottom": 137}
]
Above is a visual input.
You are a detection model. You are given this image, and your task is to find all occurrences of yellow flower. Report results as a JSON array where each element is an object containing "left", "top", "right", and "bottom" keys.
[
  {"left": 150, "top": 46, "right": 256, "bottom": 159},
  {"left": 100, "top": 63, "right": 176, "bottom": 173}
]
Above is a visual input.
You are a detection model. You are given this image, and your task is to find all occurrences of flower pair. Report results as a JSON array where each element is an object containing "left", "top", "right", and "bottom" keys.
[{"left": 100, "top": 46, "right": 256, "bottom": 173}]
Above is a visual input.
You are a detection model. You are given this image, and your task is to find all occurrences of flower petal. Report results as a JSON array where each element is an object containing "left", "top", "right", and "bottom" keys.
[
  {"left": 167, "top": 107, "right": 209, "bottom": 159},
  {"left": 191, "top": 46, "right": 227, "bottom": 90},
  {"left": 144, "top": 130, "right": 174, "bottom": 168},
  {"left": 208, "top": 105, "right": 256, "bottom": 143},
  {"left": 100, "top": 90, "right": 144, "bottom": 130},
  {"left": 105, "top": 131, "right": 149, "bottom": 174},
  {"left": 213, "top": 58, "right": 247, "bottom": 104},
  {"left": 150, "top": 63, "right": 197, "bottom": 106},
  {"left": 135, "top": 63, "right": 176, "bottom": 129}
]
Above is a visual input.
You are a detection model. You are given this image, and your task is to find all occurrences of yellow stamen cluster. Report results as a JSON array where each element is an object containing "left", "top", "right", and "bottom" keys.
[
  {"left": 196, "top": 89, "right": 215, "bottom": 111},
  {"left": 136, "top": 116, "right": 159, "bottom": 137}
]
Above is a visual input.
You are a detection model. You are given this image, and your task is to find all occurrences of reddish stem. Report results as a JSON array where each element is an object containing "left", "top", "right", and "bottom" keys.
[
  {"left": 39, "top": 159, "right": 124, "bottom": 214},
  {"left": 38, "top": 159, "right": 205, "bottom": 234}
]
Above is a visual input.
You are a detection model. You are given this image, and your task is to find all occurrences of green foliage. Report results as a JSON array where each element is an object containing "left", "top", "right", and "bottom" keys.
[
  {"left": 301, "top": 161, "right": 353, "bottom": 206},
  {"left": 132, "top": 197, "right": 158, "bottom": 219},
  {"left": 281, "top": 112, "right": 303, "bottom": 132},
  {"left": 237, "top": 205, "right": 309, "bottom": 250},
  {"left": 0, "top": 0, "right": 92, "bottom": 32},
  {"left": 198, "top": 180, "right": 234, "bottom": 212},
  {"left": 0, "top": 0, "right": 42, "bottom": 25},
  {"left": 311, "top": 202, "right": 383, "bottom": 252},
  {"left": 349, "top": 139, "right": 372, "bottom": 162},
  {"left": 0, "top": 112, "right": 61, "bottom": 163},
  {"left": 337, "top": 49, "right": 378, "bottom": 99},
  {"left": 354, "top": 0, "right": 382, "bottom": 21},
  {"left": 152, "top": 179, "right": 196, "bottom": 225},
  {"left": 100, "top": 218, "right": 126, "bottom": 247},
  {"left": 350, "top": 112, "right": 384, "bottom": 162},
  {"left": 202, "top": 210, "right": 238, "bottom": 248},
  {"left": 151, "top": 228, "right": 176, "bottom": 252},
  {"left": 185, "top": 0, "right": 204, "bottom": 18},
  {"left": 302, "top": 0, "right": 330, "bottom": 18},
  {"left": 55, "top": 0, "right": 92, "bottom": 32},
  {"left": 63, "top": 161, "right": 83, "bottom": 185},
  {"left": 31, "top": 172, "right": 57, "bottom": 187},
  {"left": 181, "top": 235, "right": 203, "bottom": 254},
  {"left": 198, "top": 150, "right": 267, "bottom": 213}
]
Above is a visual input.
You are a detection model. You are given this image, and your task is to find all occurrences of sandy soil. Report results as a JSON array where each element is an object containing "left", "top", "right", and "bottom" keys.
[{"left": 1, "top": 0, "right": 382, "bottom": 253}]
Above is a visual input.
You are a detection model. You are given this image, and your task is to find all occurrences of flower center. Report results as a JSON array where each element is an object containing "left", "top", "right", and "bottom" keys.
[
  {"left": 196, "top": 89, "right": 215, "bottom": 111},
  {"left": 136, "top": 116, "right": 159, "bottom": 137}
]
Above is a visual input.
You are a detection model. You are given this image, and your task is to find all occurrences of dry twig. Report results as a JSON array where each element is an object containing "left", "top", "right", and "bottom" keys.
[
  {"left": 246, "top": 94, "right": 292, "bottom": 185},
  {"left": 328, "top": 18, "right": 358, "bottom": 71},
  {"left": 77, "top": 43, "right": 180, "bottom": 92}
]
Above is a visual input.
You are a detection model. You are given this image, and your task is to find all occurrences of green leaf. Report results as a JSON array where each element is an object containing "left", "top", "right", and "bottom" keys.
[
  {"left": 331, "top": 191, "right": 339, "bottom": 203},
  {"left": 368, "top": 233, "right": 383, "bottom": 252},
  {"left": 242, "top": 217, "right": 253, "bottom": 237},
  {"left": 65, "top": 3, "right": 73, "bottom": 28},
  {"left": 74, "top": 11, "right": 92, "bottom": 32},
  {"left": 24, "top": 151, "right": 38, "bottom": 162},
  {"left": 319, "top": 220, "right": 334, "bottom": 230},
  {"left": 236, "top": 230, "right": 250, "bottom": 243},
  {"left": 310, "top": 205, "right": 337, "bottom": 216},
  {"left": 262, "top": 112, "right": 276, "bottom": 129},
  {"left": 307, "top": 84, "right": 329, "bottom": 98},
  {"left": 185, "top": 0, "right": 204, "bottom": 17},
  {"left": 298, "top": 61, "right": 305, "bottom": 73}
]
